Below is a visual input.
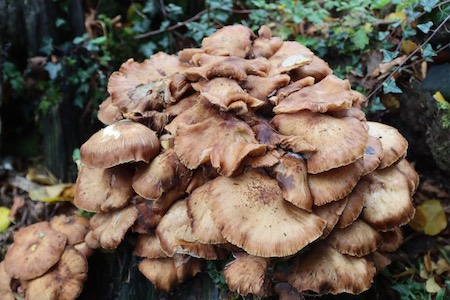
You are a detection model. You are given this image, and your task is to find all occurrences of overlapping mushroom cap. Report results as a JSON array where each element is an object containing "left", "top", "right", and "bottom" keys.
[{"left": 65, "top": 24, "right": 419, "bottom": 297}]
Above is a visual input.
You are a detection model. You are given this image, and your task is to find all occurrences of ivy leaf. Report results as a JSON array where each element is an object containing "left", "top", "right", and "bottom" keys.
[
  {"left": 44, "top": 62, "right": 62, "bottom": 80},
  {"left": 420, "top": 0, "right": 440, "bottom": 12},
  {"left": 382, "top": 50, "right": 399, "bottom": 63},
  {"left": 353, "top": 26, "right": 369, "bottom": 50},
  {"left": 417, "top": 21, "right": 433, "bottom": 34},
  {"left": 383, "top": 79, "right": 402, "bottom": 94},
  {"left": 378, "top": 31, "right": 389, "bottom": 41},
  {"left": 409, "top": 199, "right": 447, "bottom": 236},
  {"left": 55, "top": 18, "right": 66, "bottom": 28},
  {"left": 422, "top": 44, "right": 437, "bottom": 61}
]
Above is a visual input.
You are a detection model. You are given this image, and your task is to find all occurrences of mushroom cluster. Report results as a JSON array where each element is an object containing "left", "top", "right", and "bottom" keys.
[
  {"left": 6, "top": 24, "right": 418, "bottom": 298},
  {"left": 0, "top": 214, "right": 91, "bottom": 299}
]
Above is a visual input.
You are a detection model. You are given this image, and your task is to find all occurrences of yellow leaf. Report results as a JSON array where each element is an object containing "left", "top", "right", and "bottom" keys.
[
  {"left": 385, "top": 12, "right": 407, "bottom": 28},
  {"left": 0, "top": 207, "right": 11, "bottom": 232},
  {"left": 433, "top": 91, "right": 449, "bottom": 105},
  {"left": 401, "top": 40, "right": 418, "bottom": 55},
  {"left": 26, "top": 167, "right": 59, "bottom": 185},
  {"left": 425, "top": 277, "right": 441, "bottom": 293},
  {"left": 409, "top": 200, "right": 447, "bottom": 236},
  {"left": 29, "top": 183, "right": 73, "bottom": 203},
  {"left": 392, "top": 267, "right": 415, "bottom": 278}
]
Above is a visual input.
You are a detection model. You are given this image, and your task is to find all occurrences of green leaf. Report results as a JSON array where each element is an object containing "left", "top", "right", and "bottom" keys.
[
  {"left": 0, "top": 207, "right": 11, "bottom": 232},
  {"left": 55, "top": 18, "right": 66, "bottom": 28},
  {"left": 420, "top": 0, "right": 440, "bottom": 12},
  {"left": 422, "top": 44, "right": 437, "bottom": 61},
  {"left": 90, "top": 36, "right": 107, "bottom": 45},
  {"left": 39, "top": 37, "right": 54, "bottom": 55},
  {"left": 417, "top": 21, "right": 433, "bottom": 34},
  {"left": 383, "top": 50, "right": 399, "bottom": 63},
  {"left": 139, "top": 41, "right": 157, "bottom": 58},
  {"left": 352, "top": 26, "right": 369, "bottom": 50},
  {"left": 383, "top": 79, "right": 402, "bottom": 94},
  {"left": 378, "top": 31, "right": 389, "bottom": 41},
  {"left": 44, "top": 62, "right": 62, "bottom": 80},
  {"left": 371, "top": 0, "right": 390, "bottom": 9}
]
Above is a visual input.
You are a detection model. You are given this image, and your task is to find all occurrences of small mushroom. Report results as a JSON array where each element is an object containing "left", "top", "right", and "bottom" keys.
[
  {"left": 24, "top": 247, "right": 88, "bottom": 300},
  {"left": 201, "top": 24, "right": 255, "bottom": 58},
  {"left": 80, "top": 120, "right": 160, "bottom": 169},
  {"left": 252, "top": 25, "right": 283, "bottom": 58},
  {"left": 134, "top": 232, "right": 168, "bottom": 259},
  {"left": 4, "top": 222, "right": 67, "bottom": 281},
  {"left": 49, "top": 214, "right": 90, "bottom": 245}
]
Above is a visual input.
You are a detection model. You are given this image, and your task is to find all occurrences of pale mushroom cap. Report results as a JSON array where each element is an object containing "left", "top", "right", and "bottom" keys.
[
  {"left": 327, "top": 219, "right": 382, "bottom": 257},
  {"left": 132, "top": 148, "right": 192, "bottom": 200},
  {"left": 0, "top": 262, "right": 14, "bottom": 300},
  {"left": 25, "top": 247, "right": 88, "bottom": 300},
  {"left": 201, "top": 24, "right": 255, "bottom": 58},
  {"left": 313, "top": 197, "right": 349, "bottom": 239},
  {"left": 209, "top": 169, "right": 326, "bottom": 257},
  {"left": 337, "top": 186, "right": 366, "bottom": 229},
  {"left": 287, "top": 244, "right": 376, "bottom": 295},
  {"left": 174, "top": 115, "right": 266, "bottom": 176},
  {"left": 367, "top": 121, "right": 408, "bottom": 169},
  {"left": 290, "top": 55, "right": 333, "bottom": 82},
  {"left": 49, "top": 214, "right": 90, "bottom": 245},
  {"left": 223, "top": 253, "right": 271, "bottom": 296},
  {"left": 74, "top": 165, "right": 134, "bottom": 213},
  {"left": 308, "top": 158, "right": 364, "bottom": 206},
  {"left": 362, "top": 135, "right": 384, "bottom": 176},
  {"left": 361, "top": 167, "right": 415, "bottom": 231},
  {"left": 90, "top": 205, "right": 139, "bottom": 249},
  {"left": 186, "top": 181, "right": 228, "bottom": 245},
  {"left": 134, "top": 233, "right": 168, "bottom": 259},
  {"left": 272, "top": 111, "right": 368, "bottom": 174},
  {"left": 268, "top": 41, "right": 313, "bottom": 75},
  {"left": 273, "top": 75, "right": 355, "bottom": 113},
  {"left": 80, "top": 120, "right": 160, "bottom": 169},
  {"left": 394, "top": 158, "right": 419, "bottom": 195},
  {"left": 4, "top": 222, "right": 67, "bottom": 280}
]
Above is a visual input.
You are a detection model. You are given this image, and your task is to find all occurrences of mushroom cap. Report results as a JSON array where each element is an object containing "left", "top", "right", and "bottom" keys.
[
  {"left": 223, "top": 253, "right": 271, "bottom": 296},
  {"left": 361, "top": 167, "right": 415, "bottom": 231},
  {"left": 209, "top": 169, "right": 326, "bottom": 257},
  {"left": 134, "top": 233, "right": 168, "bottom": 259},
  {"left": 308, "top": 158, "right": 364, "bottom": 206},
  {"left": 0, "top": 262, "right": 14, "bottom": 300},
  {"left": 337, "top": 186, "right": 365, "bottom": 229},
  {"left": 378, "top": 228, "right": 404, "bottom": 252},
  {"left": 367, "top": 122, "right": 408, "bottom": 169},
  {"left": 290, "top": 55, "right": 333, "bottom": 82},
  {"left": 367, "top": 251, "right": 392, "bottom": 272},
  {"left": 49, "top": 214, "right": 90, "bottom": 245},
  {"left": 186, "top": 181, "right": 228, "bottom": 245},
  {"left": 313, "top": 197, "right": 348, "bottom": 239},
  {"left": 24, "top": 247, "right": 88, "bottom": 300},
  {"left": 241, "top": 74, "right": 291, "bottom": 101},
  {"left": 287, "top": 244, "right": 376, "bottom": 295},
  {"left": 201, "top": 24, "right": 255, "bottom": 58},
  {"left": 174, "top": 115, "right": 266, "bottom": 176},
  {"left": 361, "top": 135, "right": 384, "bottom": 176},
  {"left": 268, "top": 41, "right": 313, "bottom": 75},
  {"left": 327, "top": 219, "right": 382, "bottom": 257},
  {"left": 273, "top": 75, "right": 355, "bottom": 113},
  {"left": 192, "top": 77, "right": 266, "bottom": 114},
  {"left": 268, "top": 77, "right": 315, "bottom": 106},
  {"left": 97, "top": 97, "right": 123, "bottom": 125},
  {"left": 394, "top": 158, "right": 419, "bottom": 195},
  {"left": 74, "top": 164, "right": 134, "bottom": 212},
  {"left": 89, "top": 205, "right": 139, "bottom": 249},
  {"left": 132, "top": 200, "right": 163, "bottom": 233},
  {"left": 132, "top": 148, "right": 192, "bottom": 200},
  {"left": 252, "top": 25, "right": 283, "bottom": 58},
  {"left": 138, "top": 255, "right": 203, "bottom": 292},
  {"left": 272, "top": 111, "right": 368, "bottom": 174},
  {"left": 271, "top": 152, "right": 313, "bottom": 211},
  {"left": 4, "top": 221, "right": 67, "bottom": 280},
  {"left": 156, "top": 200, "right": 225, "bottom": 260},
  {"left": 80, "top": 120, "right": 160, "bottom": 169}
]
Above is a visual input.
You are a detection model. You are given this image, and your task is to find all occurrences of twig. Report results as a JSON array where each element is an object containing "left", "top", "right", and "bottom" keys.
[{"left": 364, "top": 13, "right": 450, "bottom": 101}]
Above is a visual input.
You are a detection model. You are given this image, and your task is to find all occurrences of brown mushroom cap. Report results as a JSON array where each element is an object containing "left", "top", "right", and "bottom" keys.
[
  {"left": 361, "top": 167, "right": 415, "bottom": 231},
  {"left": 4, "top": 222, "right": 67, "bottom": 280},
  {"left": 24, "top": 247, "right": 88, "bottom": 300},
  {"left": 367, "top": 122, "right": 408, "bottom": 169},
  {"left": 361, "top": 135, "right": 384, "bottom": 176},
  {"left": 156, "top": 200, "right": 224, "bottom": 260},
  {"left": 89, "top": 205, "right": 139, "bottom": 249},
  {"left": 134, "top": 233, "right": 168, "bottom": 259},
  {"left": 313, "top": 197, "right": 349, "bottom": 239},
  {"left": 271, "top": 152, "right": 313, "bottom": 211},
  {"left": 367, "top": 251, "right": 392, "bottom": 272},
  {"left": 327, "top": 219, "right": 382, "bottom": 257},
  {"left": 268, "top": 41, "right": 313, "bottom": 75},
  {"left": 252, "top": 25, "right": 283, "bottom": 58},
  {"left": 290, "top": 55, "right": 333, "bottom": 82},
  {"left": 272, "top": 111, "right": 368, "bottom": 174},
  {"left": 394, "top": 158, "right": 419, "bottom": 195},
  {"left": 268, "top": 77, "right": 315, "bottom": 106},
  {"left": 97, "top": 97, "right": 123, "bottom": 125},
  {"left": 138, "top": 255, "right": 203, "bottom": 292},
  {"left": 287, "top": 244, "right": 376, "bottom": 295},
  {"left": 0, "top": 262, "right": 14, "bottom": 300},
  {"left": 174, "top": 115, "right": 266, "bottom": 176},
  {"left": 132, "top": 148, "right": 192, "bottom": 200},
  {"left": 308, "top": 158, "right": 364, "bottom": 206},
  {"left": 186, "top": 181, "right": 228, "bottom": 245},
  {"left": 337, "top": 186, "right": 365, "bottom": 229},
  {"left": 378, "top": 228, "right": 404, "bottom": 252},
  {"left": 201, "top": 24, "right": 255, "bottom": 58},
  {"left": 74, "top": 164, "right": 134, "bottom": 213},
  {"left": 80, "top": 120, "right": 160, "bottom": 169},
  {"left": 49, "top": 214, "right": 90, "bottom": 245},
  {"left": 241, "top": 74, "right": 291, "bottom": 101},
  {"left": 209, "top": 169, "right": 326, "bottom": 257},
  {"left": 273, "top": 75, "right": 355, "bottom": 113},
  {"left": 223, "top": 253, "right": 271, "bottom": 296}
]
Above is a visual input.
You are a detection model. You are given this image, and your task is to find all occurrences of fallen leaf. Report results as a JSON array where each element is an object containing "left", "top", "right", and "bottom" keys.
[
  {"left": 409, "top": 200, "right": 447, "bottom": 236},
  {"left": 433, "top": 91, "right": 449, "bottom": 105},
  {"left": 435, "top": 258, "right": 450, "bottom": 275},
  {"left": 401, "top": 40, "right": 418, "bottom": 55},
  {"left": 29, "top": 183, "right": 74, "bottom": 203},
  {"left": 425, "top": 277, "right": 441, "bottom": 293},
  {"left": 0, "top": 206, "right": 11, "bottom": 232},
  {"left": 26, "top": 166, "right": 59, "bottom": 185}
]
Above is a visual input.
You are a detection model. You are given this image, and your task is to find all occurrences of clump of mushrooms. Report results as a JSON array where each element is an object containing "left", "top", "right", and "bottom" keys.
[{"left": 3, "top": 24, "right": 418, "bottom": 298}]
